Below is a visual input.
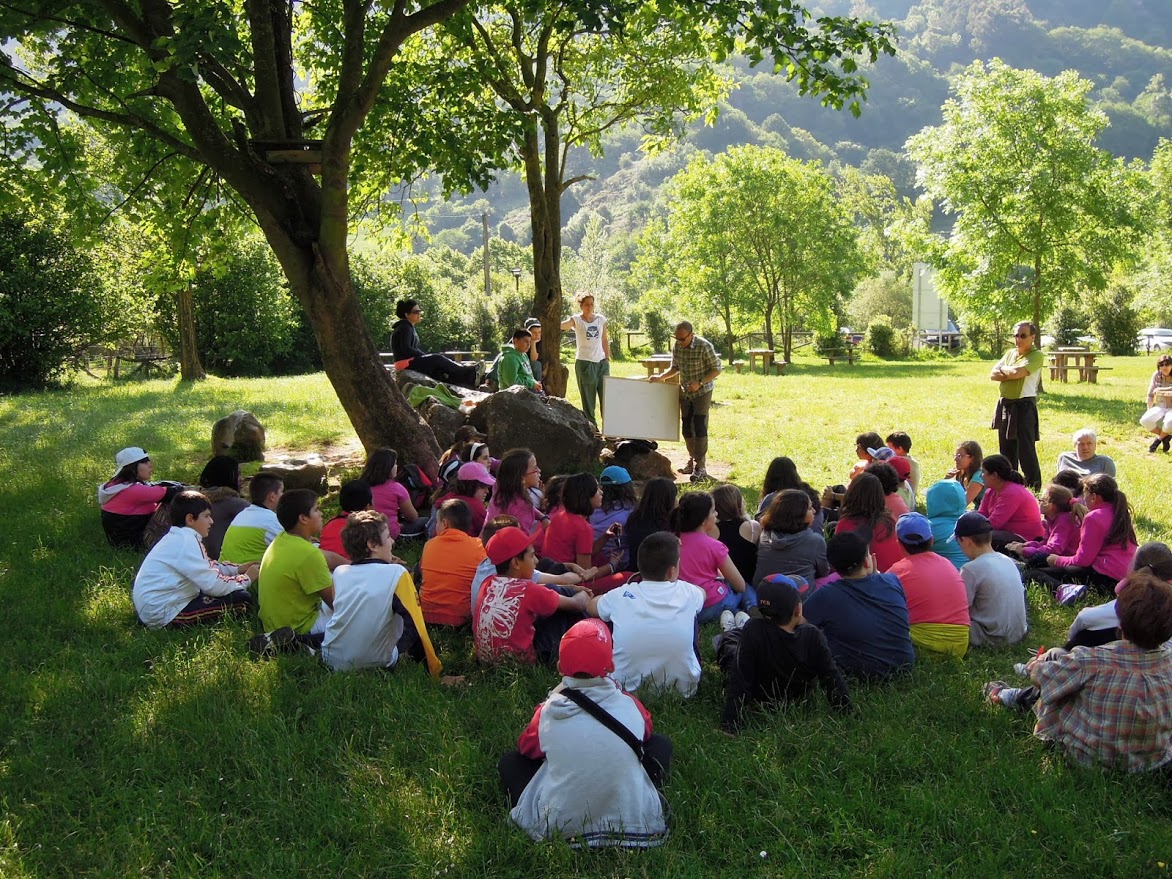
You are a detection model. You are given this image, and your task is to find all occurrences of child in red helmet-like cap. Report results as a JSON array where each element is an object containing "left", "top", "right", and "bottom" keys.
[{"left": 497, "top": 619, "right": 672, "bottom": 848}]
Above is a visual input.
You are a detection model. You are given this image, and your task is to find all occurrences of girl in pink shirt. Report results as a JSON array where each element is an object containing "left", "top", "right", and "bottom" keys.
[
  {"left": 361, "top": 448, "right": 421, "bottom": 539},
  {"left": 98, "top": 446, "right": 180, "bottom": 549},
  {"left": 673, "top": 491, "right": 753, "bottom": 623},
  {"left": 977, "top": 454, "right": 1044, "bottom": 551},
  {"left": 543, "top": 473, "right": 625, "bottom": 593},
  {"left": 1027, "top": 474, "right": 1138, "bottom": 596},
  {"left": 1007, "top": 483, "right": 1082, "bottom": 565},
  {"left": 485, "top": 448, "right": 547, "bottom": 539},
  {"left": 833, "top": 473, "right": 905, "bottom": 573}
]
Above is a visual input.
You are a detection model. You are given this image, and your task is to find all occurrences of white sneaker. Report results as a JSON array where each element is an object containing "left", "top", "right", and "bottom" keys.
[
  {"left": 1012, "top": 662, "right": 1031, "bottom": 678},
  {"left": 719, "top": 610, "right": 736, "bottom": 631},
  {"left": 734, "top": 611, "right": 751, "bottom": 629}
]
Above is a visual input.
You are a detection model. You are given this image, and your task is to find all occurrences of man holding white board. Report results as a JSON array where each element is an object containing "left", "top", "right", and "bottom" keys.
[{"left": 650, "top": 321, "right": 722, "bottom": 482}]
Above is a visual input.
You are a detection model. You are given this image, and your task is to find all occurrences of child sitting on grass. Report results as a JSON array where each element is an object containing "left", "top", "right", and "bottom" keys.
[
  {"left": 589, "top": 466, "right": 636, "bottom": 569},
  {"left": 672, "top": 491, "right": 753, "bottom": 626},
  {"left": 497, "top": 619, "right": 670, "bottom": 848},
  {"left": 954, "top": 511, "right": 1028, "bottom": 649},
  {"left": 220, "top": 472, "right": 284, "bottom": 565},
  {"left": 590, "top": 531, "right": 706, "bottom": 697},
  {"left": 420, "top": 499, "right": 486, "bottom": 628},
  {"left": 886, "top": 513, "right": 971, "bottom": 657},
  {"left": 711, "top": 483, "right": 761, "bottom": 587},
  {"left": 1005, "top": 483, "right": 1082, "bottom": 569},
  {"left": 319, "top": 479, "right": 372, "bottom": 559},
  {"left": 803, "top": 532, "right": 915, "bottom": 680},
  {"left": 321, "top": 510, "right": 441, "bottom": 676},
  {"left": 984, "top": 570, "right": 1172, "bottom": 773},
  {"left": 717, "top": 574, "right": 852, "bottom": 733},
  {"left": 132, "top": 491, "right": 257, "bottom": 629},
  {"left": 360, "top": 447, "right": 424, "bottom": 539},
  {"left": 473, "top": 527, "right": 589, "bottom": 666}
]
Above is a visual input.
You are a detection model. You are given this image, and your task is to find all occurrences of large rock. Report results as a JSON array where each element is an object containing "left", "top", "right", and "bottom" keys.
[
  {"left": 469, "top": 387, "right": 602, "bottom": 474},
  {"left": 623, "top": 450, "right": 675, "bottom": 482},
  {"left": 421, "top": 398, "right": 468, "bottom": 450},
  {"left": 258, "top": 456, "right": 328, "bottom": 495},
  {"left": 211, "top": 410, "right": 266, "bottom": 462}
]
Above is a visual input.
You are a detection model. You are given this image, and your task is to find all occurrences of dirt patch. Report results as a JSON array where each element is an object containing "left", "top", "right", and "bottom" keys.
[
  {"left": 655, "top": 443, "right": 731, "bottom": 486},
  {"left": 263, "top": 437, "right": 367, "bottom": 472}
]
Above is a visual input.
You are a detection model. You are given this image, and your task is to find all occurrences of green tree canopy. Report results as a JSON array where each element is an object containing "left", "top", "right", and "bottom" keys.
[{"left": 906, "top": 59, "right": 1148, "bottom": 329}]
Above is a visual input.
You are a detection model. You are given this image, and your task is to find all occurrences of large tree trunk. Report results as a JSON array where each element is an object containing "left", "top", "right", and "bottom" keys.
[
  {"left": 176, "top": 282, "right": 206, "bottom": 381},
  {"left": 524, "top": 122, "right": 569, "bottom": 397},
  {"left": 261, "top": 221, "right": 442, "bottom": 477}
]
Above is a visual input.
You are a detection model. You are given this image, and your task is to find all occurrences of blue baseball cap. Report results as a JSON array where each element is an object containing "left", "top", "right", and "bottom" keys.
[
  {"left": 896, "top": 512, "right": 933, "bottom": 546},
  {"left": 599, "top": 465, "right": 632, "bottom": 485}
]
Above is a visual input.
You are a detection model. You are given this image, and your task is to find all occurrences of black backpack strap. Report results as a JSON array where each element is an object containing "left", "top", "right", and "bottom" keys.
[{"left": 559, "top": 687, "right": 645, "bottom": 760}]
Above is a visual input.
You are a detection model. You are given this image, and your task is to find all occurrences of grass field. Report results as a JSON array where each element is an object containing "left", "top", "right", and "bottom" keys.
[{"left": 1, "top": 355, "right": 1171, "bottom": 878}]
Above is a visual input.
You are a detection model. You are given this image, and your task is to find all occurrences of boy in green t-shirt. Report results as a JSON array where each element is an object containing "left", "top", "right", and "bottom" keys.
[{"left": 254, "top": 489, "right": 334, "bottom": 651}]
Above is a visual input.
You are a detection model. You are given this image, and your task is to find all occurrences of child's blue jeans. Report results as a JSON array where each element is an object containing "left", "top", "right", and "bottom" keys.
[{"left": 696, "top": 582, "right": 758, "bottom": 624}]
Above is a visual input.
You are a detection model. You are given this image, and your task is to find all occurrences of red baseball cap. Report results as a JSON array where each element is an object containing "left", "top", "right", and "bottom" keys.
[
  {"left": 558, "top": 619, "right": 614, "bottom": 678},
  {"left": 889, "top": 456, "right": 912, "bottom": 481},
  {"left": 485, "top": 526, "right": 540, "bottom": 566}
]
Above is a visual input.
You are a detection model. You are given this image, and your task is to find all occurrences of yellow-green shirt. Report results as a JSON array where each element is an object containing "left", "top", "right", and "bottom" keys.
[
  {"left": 259, "top": 531, "right": 332, "bottom": 633},
  {"left": 996, "top": 347, "right": 1044, "bottom": 400}
]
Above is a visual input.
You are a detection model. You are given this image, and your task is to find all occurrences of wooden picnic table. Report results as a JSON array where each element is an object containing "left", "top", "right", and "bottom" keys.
[
  {"left": 1047, "top": 348, "right": 1107, "bottom": 383},
  {"left": 113, "top": 343, "right": 169, "bottom": 378},
  {"left": 747, "top": 348, "right": 775, "bottom": 374},
  {"left": 820, "top": 347, "right": 857, "bottom": 366},
  {"left": 640, "top": 355, "right": 673, "bottom": 378}
]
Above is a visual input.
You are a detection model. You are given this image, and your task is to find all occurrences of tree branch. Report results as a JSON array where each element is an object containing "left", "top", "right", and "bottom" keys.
[{"left": 0, "top": 2, "right": 138, "bottom": 46}]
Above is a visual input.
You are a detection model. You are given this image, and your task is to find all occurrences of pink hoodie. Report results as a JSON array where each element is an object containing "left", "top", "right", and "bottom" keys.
[
  {"left": 1020, "top": 510, "right": 1080, "bottom": 559},
  {"left": 1054, "top": 505, "right": 1137, "bottom": 580}
]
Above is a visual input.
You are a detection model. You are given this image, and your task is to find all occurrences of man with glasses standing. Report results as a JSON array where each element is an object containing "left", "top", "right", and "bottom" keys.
[
  {"left": 650, "top": 321, "right": 722, "bottom": 482},
  {"left": 990, "top": 321, "right": 1044, "bottom": 490}
]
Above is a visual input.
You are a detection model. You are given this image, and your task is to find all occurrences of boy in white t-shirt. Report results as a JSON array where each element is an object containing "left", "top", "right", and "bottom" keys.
[
  {"left": 560, "top": 290, "right": 609, "bottom": 429},
  {"left": 589, "top": 531, "right": 705, "bottom": 696},
  {"left": 321, "top": 510, "right": 442, "bottom": 676}
]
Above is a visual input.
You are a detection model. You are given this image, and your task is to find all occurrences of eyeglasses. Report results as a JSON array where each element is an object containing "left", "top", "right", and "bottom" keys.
[{"left": 674, "top": 333, "right": 693, "bottom": 343}]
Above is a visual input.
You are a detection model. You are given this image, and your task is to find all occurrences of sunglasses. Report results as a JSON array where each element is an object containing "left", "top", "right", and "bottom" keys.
[{"left": 1013, "top": 332, "right": 1031, "bottom": 338}]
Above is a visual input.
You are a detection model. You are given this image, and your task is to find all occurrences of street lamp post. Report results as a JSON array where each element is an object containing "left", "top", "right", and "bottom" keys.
[{"left": 510, "top": 267, "right": 522, "bottom": 296}]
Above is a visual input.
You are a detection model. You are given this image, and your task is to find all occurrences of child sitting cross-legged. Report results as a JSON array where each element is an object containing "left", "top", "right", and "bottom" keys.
[
  {"left": 717, "top": 574, "right": 852, "bottom": 733},
  {"left": 321, "top": 510, "right": 442, "bottom": 676},
  {"left": 420, "top": 499, "right": 487, "bottom": 628},
  {"left": 984, "top": 570, "right": 1172, "bottom": 773},
  {"left": 473, "top": 527, "right": 589, "bottom": 666},
  {"left": 497, "top": 619, "right": 671, "bottom": 848},
  {"left": 319, "top": 479, "right": 372, "bottom": 560},
  {"left": 220, "top": 472, "right": 284, "bottom": 566},
  {"left": 886, "top": 512, "right": 972, "bottom": 658},
  {"left": 589, "top": 531, "right": 706, "bottom": 697},
  {"left": 132, "top": 490, "right": 257, "bottom": 629},
  {"left": 954, "top": 511, "right": 1028, "bottom": 649}
]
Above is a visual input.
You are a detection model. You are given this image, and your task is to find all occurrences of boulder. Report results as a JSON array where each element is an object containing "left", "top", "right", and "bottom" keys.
[
  {"left": 421, "top": 398, "right": 468, "bottom": 450},
  {"left": 623, "top": 450, "right": 675, "bottom": 482},
  {"left": 211, "top": 410, "right": 266, "bottom": 462},
  {"left": 469, "top": 387, "right": 602, "bottom": 474},
  {"left": 258, "top": 456, "right": 328, "bottom": 495}
]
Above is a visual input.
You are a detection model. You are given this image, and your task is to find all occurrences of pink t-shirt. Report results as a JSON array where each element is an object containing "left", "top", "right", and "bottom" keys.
[
  {"left": 543, "top": 511, "right": 593, "bottom": 564},
  {"left": 887, "top": 552, "right": 971, "bottom": 627},
  {"left": 486, "top": 494, "right": 543, "bottom": 536},
  {"left": 884, "top": 493, "right": 910, "bottom": 519},
  {"left": 978, "top": 481, "right": 1043, "bottom": 540},
  {"left": 370, "top": 480, "right": 410, "bottom": 538},
  {"left": 835, "top": 516, "right": 906, "bottom": 573},
  {"left": 99, "top": 481, "right": 167, "bottom": 515},
  {"left": 678, "top": 530, "right": 731, "bottom": 607}
]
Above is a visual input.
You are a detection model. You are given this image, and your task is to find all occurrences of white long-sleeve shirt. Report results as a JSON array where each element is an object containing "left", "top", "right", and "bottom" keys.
[{"left": 133, "top": 526, "right": 250, "bottom": 628}]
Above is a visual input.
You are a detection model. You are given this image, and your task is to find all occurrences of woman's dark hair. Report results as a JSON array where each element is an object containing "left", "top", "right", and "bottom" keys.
[
  {"left": 628, "top": 477, "right": 677, "bottom": 532},
  {"left": 493, "top": 448, "right": 533, "bottom": 508},
  {"left": 1082, "top": 473, "right": 1136, "bottom": 550},
  {"left": 360, "top": 447, "right": 397, "bottom": 487},
  {"left": 1052, "top": 469, "right": 1082, "bottom": 495},
  {"left": 670, "top": 491, "right": 714, "bottom": 535},
  {"left": 956, "top": 440, "right": 983, "bottom": 481},
  {"left": 395, "top": 298, "right": 419, "bottom": 320},
  {"left": 460, "top": 442, "right": 489, "bottom": 464},
  {"left": 1131, "top": 541, "right": 1172, "bottom": 581},
  {"left": 541, "top": 475, "right": 568, "bottom": 514},
  {"left": 855, "top": 432, "right": 883, "bottom": 454},
  {"left": 601, "top": 480, "right": 637, "bottom": 513},
  {"left": 864, "top": 461, "right": 899, "bottom": 495},
  {"left": 982, "top": 454, "right": 1024, "bottom": 485},
  {"left": 839, "top": 473, "right": 894, "bottom": 542},
  {"left": 562, "top": 473, "right": 599, "bottom": 518},
  {"left": 199, "top": 455, "right": 241, "bottom": 490},
  {"left": 761, "top": 489, "right": 813, "bottom": 535},
  {"left": 115, "top": 459, "right": 148, "bottom": 484},
  {"left": 1158, "top": 355, "right": 1172, "bottom": 369},
  {"left": 762, "top": 456, "right": 803, "bottom": 495}
]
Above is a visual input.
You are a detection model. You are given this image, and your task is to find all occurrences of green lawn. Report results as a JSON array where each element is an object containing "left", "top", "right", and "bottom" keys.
[{"left": 1, "top": 357, "right": 1171, "bottom": 878}]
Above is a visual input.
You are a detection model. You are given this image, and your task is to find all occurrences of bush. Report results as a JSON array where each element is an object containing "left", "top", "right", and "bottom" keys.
[
  {"left": 0, "top": 212, "right": 106, "bottom": 389},
  {"left": 644, "top": 310, "right": 671, "bottom": 353},
  {"left": 865, "top": 315, "right": 900, "bottom": 358},
  {"left": 1091, "top": 283, "right": 1141, "bottom": 356},
  {"left": 1047, "top": 303, "right": 1087, "bottom": 347}
]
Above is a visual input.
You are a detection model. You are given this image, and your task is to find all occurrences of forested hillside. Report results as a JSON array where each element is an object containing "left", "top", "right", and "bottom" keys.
[{"left": 415, "top": 0, "right": 1172, "bottom": 252}]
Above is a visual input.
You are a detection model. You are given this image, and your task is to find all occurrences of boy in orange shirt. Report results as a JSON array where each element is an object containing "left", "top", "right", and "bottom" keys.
[{"left": 420, "top": 500, "right": 487, "bottom": 627}]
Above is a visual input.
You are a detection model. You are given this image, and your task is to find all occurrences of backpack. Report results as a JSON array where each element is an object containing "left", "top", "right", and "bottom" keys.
[{"left": 395, "top": 463, "right": 434, "bottom": 514}]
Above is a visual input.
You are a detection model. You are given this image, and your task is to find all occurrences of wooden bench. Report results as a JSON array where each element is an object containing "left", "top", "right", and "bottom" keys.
[
  {"left": 1080, "top": 366, "right": 1112, "bottom": 384},
  {"left": 378, "top": 352, "right": 396, "bottom": 371},
  {"left": 820, "top": 348, "right": 857, "bottom": 366},
  {"left": 732, "top": 360, "right": 747, "bottom": 374},
  {"left": 771, "top": 360, "right": 790, "bottom": 375}
]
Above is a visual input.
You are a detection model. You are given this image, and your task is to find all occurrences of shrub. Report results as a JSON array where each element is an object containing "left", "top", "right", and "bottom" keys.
[
  {"left": 1048, "top": 303, "right": 1087, "bottom": 347},
  {"left": 1090, "top": 283, "right": 1141, "bottom": 356},
  {"left": 0, "top": 212, "right": 106, "bottom": 389},
  {"left": 865, "top": 315, "right": 899, "bottom": 358},
  {"left": 644, "top": 309, "right": 671, "bottom": 353}
]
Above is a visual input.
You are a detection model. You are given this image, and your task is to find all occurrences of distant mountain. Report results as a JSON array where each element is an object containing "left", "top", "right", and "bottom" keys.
[{"left": 413, "top": 0, "right": 1172, "bottom": 252}]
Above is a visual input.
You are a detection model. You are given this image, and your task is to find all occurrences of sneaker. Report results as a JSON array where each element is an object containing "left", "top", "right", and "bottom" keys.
[
  {"left": 1012, "top": 662, "right": 1031, "bottom": 678},
  {"left": 677, "top": 458, "right": 695, "bottom": 475},
  {"left": 1163, "top": 435, "right": 1171, "bottom": 453},
  {"left": 982, "top": 680, "right": 1014, "bottom": 705},
  {"left": 733, "top": 611, "right": 751, "bottom": 629},
  {"left": 1150, "top": 437, "right": 1162, "bottom": 453},
  {"left": 690, "top": 468, "right": 710, "bottom": 483},
  {"left": 248, "top": 626, "right": 295, "bottom": 659},
  {"left": 474, "top": 359, "right": 486, "bottom": 387},
  {"left": 1055, "top": 582, "right": 1087, "bottom": 607},
  {"left": 719, "top": 610, "right": 736, "bottom": 632}
]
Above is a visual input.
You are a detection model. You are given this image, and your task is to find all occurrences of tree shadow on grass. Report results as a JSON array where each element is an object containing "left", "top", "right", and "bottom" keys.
[{"left": 783, "top": 361, "right": 974, "bottom": 380}]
